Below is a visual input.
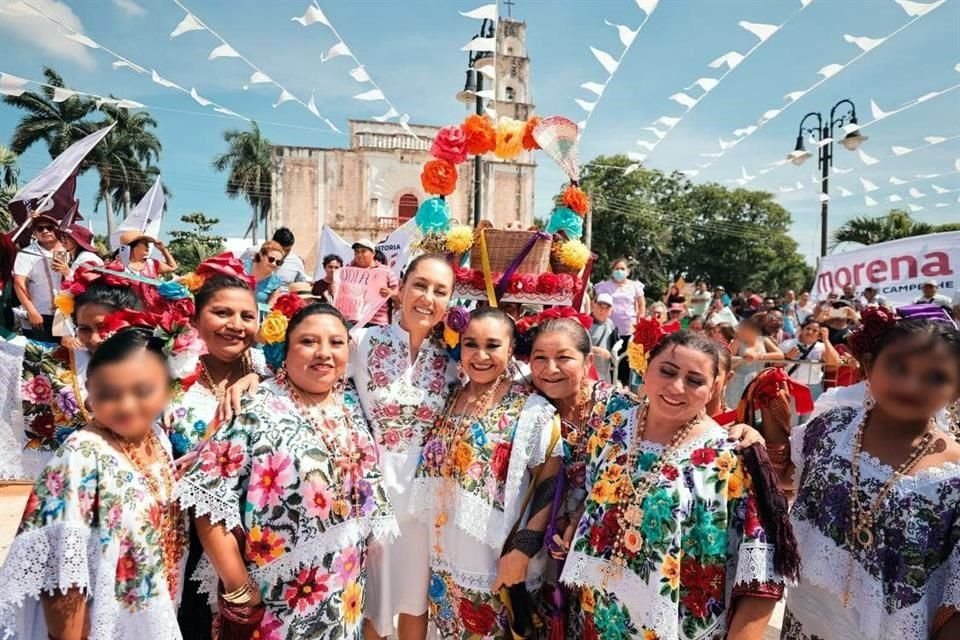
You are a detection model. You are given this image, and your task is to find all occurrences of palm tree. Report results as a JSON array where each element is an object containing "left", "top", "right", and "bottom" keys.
[
  {"left": 89, "top": 131, "right": 152, "bottom": 238},
  {"left": 212, "top": 121, "right": 272, "bottom": 244},
  {"left": 0, "top": 145, "right": 19, "bottom": 232},
  {"left": 831, "top": 209, "right": 946, "bottom": 246},
  {"left": 3, "top": 67, "right": 97, "bottom": 158}
]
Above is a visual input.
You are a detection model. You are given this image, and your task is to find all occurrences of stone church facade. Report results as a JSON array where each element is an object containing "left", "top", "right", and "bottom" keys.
[{"left": 269, "top": 19, "right": 537, "bottom": 275}]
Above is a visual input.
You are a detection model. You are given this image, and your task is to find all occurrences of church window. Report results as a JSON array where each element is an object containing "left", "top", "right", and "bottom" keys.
[
  {"left": 398, "top": 193, "right": 419, "bottom": 222},
  {"left": 505, "top": 86, "right": 516, "bottom": 101}
]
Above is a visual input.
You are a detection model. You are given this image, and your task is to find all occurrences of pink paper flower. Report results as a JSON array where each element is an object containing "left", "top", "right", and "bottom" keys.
[{"left": 430, "top": 125, "right": 468, "bottom": 165}]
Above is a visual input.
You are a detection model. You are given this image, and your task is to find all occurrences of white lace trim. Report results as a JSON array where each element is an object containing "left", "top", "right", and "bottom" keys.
[
  {"left": 733, "top": 542, "right": 780, "bottom": 589},
  {"left": 429, "top": 552, "right": 546, "bottom": 592},
  {"left": 409, "top": 479, "right": 508, "bottom": 551},
  {"left": 192, "top": 515, "right": 398, "bottom": 603},
  {"left": 0, "top": 522, "right": 183, "bottom": 640},
  {"left": 173, "top": 477, "right": 242, "bottom": 531},
  {"left": 789, "top": 517, "right": 951, "bottom": 638},
  {"left": 249, "top": 347, "right": 270, "bottom": 377},
  {"left": 0, "top": 340, "right": 27, "bottom": 480}
]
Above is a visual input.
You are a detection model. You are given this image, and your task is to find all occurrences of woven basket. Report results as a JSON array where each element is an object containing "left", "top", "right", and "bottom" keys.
[{"left": 470, "top": 229, "right": 552, "bottom": 274}]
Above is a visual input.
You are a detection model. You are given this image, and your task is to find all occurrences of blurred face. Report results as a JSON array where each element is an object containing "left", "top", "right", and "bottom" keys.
[
  {"left": 689, "top": 317, "right": 704, "bottom": 333},
  {"left": 785, "top": 291, "right": 795, "bottom": 303},
  {"left": 763, "top": 298, "right": 777, "bottom": 311},
  {"left": 354, "top": 247, "right": 374, "bottom": 268},
  {"left": 764, "top": 311, "right": 784, "bottom": 333},
  {"left": 736, "top": 323, "right": 760, "bottom": 343},
  {"left": 843, "top": 285, "right": 855, "bottom": 297},
  {"left": 460, "top": 316, "right": 513, "bottom": 386},
  {"left": 87, "top": 350, "right": 171, "bottom": 440},
  {"left": 399, "top": 258, "right": 453, "bottom": 334},
  {"left": 799, "top": 292, "right": 810, "bottom": 305},
  {"left": 828, "top": 293, "right": 839, "bottom": 304},
  {"left": 922, "top": 284, "right": 936, "bottom": 298},
  {"left": 864, "top": 289, "right": 877, "bottom": 301},
  {"left": 644, "top": 345, "right": 716, "bottom": 424},
  {"left": 652, "top": 307, "right": 666, "bottom": 323},
  {"left": 33, "top": 221, "right": 58, "bottom": 247},
  {"left": 798, "top": 322, "right": 820, "bottom": 345},
  {"left": 75, "top": 303, "right": 114, "bottom": 352},
  {"left": 867, "top": 336, "right": 960, "bottom": 423},
  {"left": 261, "top": 249, "right": 284, "bottom": 272},
  {"left": 130, "top": 240, "right": 150, "bottom": 261},
  {"left": 592, "top": 302, "right": 612, "bottom": 323},
  {"left": 285, "top": 314, "right": 350, "bottom": 396},
  {"left": 195, "top": 288, "right": 259, "bottom": 362},
  {"left": 530, "top": 331, "right": 592, "bottom": 403},
  {"left": 709, "top": 325, "right": 729, "bottom": 343},
  {"left": 324, "top": 260, "right": 342, "bottom": 281}
]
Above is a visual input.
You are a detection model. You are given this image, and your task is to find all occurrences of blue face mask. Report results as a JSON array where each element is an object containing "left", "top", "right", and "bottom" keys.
[{"left": 612, "top": 269, "right": 627, "bottom": 282}]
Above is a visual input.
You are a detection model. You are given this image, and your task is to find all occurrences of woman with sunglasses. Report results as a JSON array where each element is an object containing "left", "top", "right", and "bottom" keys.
[{"left": 244, "top": 240, "right": 285, "bottom": 306}]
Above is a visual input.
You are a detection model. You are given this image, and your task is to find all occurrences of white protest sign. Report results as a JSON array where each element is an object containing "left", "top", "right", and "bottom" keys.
[{"left": 333, "top": 265, "right": 390, "bottom": 326}]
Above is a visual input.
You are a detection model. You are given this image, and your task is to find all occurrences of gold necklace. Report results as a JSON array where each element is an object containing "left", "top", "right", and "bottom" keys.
[
  {"left": 842, "top": 409, "right": 937, "bottom": 607},
  {"left": 199, "top": 352, "right": 252, "bottom": 401},
  {"left": 600, "top": 402, "right": 701, "bottom": 587},
  {"left": 109, "top": 428, "right": 185, "bottom": 598}
]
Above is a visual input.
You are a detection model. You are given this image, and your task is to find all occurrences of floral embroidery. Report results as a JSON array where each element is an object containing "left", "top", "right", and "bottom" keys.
[{"left": 19, "top": 342, "right": 86, "bottom": 453}]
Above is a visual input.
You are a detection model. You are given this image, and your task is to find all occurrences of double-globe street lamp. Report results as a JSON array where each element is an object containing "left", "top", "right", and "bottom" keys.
[
  {"left": 456, "top": 18, "right": 496, "bottom": 227},
  {"left": 787, "top": 98, "right": 869, "bottom": 257}
]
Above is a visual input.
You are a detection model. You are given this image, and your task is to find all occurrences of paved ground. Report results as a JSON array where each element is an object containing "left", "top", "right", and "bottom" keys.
[{"left": 0, "top": 485, "right": 783, "bottom": 637}]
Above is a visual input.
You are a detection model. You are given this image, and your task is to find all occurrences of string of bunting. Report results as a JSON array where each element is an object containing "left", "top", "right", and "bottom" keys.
[{"left": 459, "top": 3, "right": 500, "bottom": 120}]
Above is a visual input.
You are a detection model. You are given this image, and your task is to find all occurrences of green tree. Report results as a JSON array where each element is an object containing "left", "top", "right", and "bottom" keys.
[
  {"left": 212, "top": 121, "right": 271, "bottom": 245},
  {"left": 0, "top": 145, "right": 19, "bottom": 232},
  {"left": 831, "top": 209, "right": 960, "bottom": 246},
  {"left": 3, "top": 67, "right": 96, "bottom": 158},
  {"left": 167, "top": 212, "right": 226, "bottom": 274},
  {"left": 91, "top": 104, "right": 163, "bottom": 221}
]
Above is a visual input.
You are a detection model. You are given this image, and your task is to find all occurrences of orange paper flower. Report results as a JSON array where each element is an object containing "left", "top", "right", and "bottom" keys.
[
  {"left": 522, "top": 116, "right": 542, "bottom": 151},
  {"left": 495, "top": 117, "right": 524, "bottom": 160},
  {"left": 462, "top": 114, "right": 496, "bottom": 155},
  {"left": 421, "top": 159, "right": 458, "bottom": 196},
  {"left": 561, "top": 185, "right": 590, "bottom": 216}
]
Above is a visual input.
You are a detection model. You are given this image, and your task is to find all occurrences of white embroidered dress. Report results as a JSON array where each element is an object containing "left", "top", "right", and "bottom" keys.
[
  {"left": 0, "top": 425, "right": 187, "bottom": 640},
  {"left": 349, "top": 322, "right": 457, "bottom": 636},
  {"left": 784, "top": 406, "right": 960, "bottom": 639}
]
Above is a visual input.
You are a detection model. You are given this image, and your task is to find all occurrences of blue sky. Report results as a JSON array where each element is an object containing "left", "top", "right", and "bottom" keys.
[{"left": 1, "top": 0, "right": 957, "bottom": 265}]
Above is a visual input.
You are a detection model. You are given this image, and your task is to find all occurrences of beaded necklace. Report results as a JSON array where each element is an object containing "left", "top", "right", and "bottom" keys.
[
  {"left": 284, "top": 379, "right": 366, "bottom": 518},
  {"left": 109, "top": 428, "right": 185, "bottom": 598},
  {"left": 599, "top": 402, "right": 702, "bottom": 587},
  {"left": 842, "top": 409, "right": 937, "bottom": 607},
  {"left": 199, "top": 352, "right": 253, "bottom": 401}
]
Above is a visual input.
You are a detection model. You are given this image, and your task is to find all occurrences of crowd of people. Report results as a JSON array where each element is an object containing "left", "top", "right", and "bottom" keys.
[{"left": 0, "top": 214, "right": 959, "bottom": 640}]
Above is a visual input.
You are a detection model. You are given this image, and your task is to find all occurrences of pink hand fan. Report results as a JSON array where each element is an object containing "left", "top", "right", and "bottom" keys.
[{"left": 532, "top": 116, "right": 580, "bottom": 183}]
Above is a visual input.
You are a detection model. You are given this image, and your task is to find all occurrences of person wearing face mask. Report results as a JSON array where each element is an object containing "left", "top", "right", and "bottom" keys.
[
  {"left": 176, "top": 303, "right": 396, "bottom": 640},
  {"left": 13, "top": 214, "right": 65, "bottom": 342},
  {"left": 594, "top": 258, "right": 646, "bottom": 388},
  {"left": 351, "top": 254, "right": 457, "bottom": 640},
  {"left": 0, "top": 327, "right": 189, "bottom": 639},
  {"left": 782, "top": 308, "right": 960, "bottom": 639},
  {"left": 560, "top": 331, "right": 795, "bottom": 639},
  {"left": 412, "top": 307, "right": 562, "bottom": 639}
]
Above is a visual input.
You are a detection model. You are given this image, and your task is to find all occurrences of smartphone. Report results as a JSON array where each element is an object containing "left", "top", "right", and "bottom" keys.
[{"left": 53, "top": 250, "right": 70, "bottom": 264}]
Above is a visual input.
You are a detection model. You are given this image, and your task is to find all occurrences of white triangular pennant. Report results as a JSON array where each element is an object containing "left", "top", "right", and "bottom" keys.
[
  {"left": 635, "top": 0, "right": 660, "bottom": 16},
  {"left": 837, "top": 186, "right": 853, "bottom": 197},
  {"left": 605, "top": 20, "right": 639, "bottom": 47},
  {"left": 151, "top": 69, "right": 182, "bottom": 90},
  {"left": 462, "top": 37, "right": 496, "bottom": 52},
  {"left": 817, "top": 63, "right": 844, "bottom": 79},
  {"left": 935, "top": 202, "right": 950, "bottom": 208},
  {"left": 64, "top": 32, "right": 100, "bottom": 49},
  {"left": 796, "top": 181, "right": 805, "bottom": 190},
  {"left": 273, "top": 89, "right": 295, "bottom": 107},
  {"left": 624, "top": 163, "right": 641, "bottom": 175},
  {"left": 249, "top": 71, "right": 272, "bottom": 85},
  {"left": 575, "top": 98, "right": 596, "bottom": 113},
  {"left": 819, "top": 193, "right": 830, "bottom": 203},
  {"left": 306, "top": 92, "right": 321, "bottom": 118},
  {"left": 627, "top": 152, "right": 647, "bottom": 162},
  {"left": 859, "top": 177, "right": 879, "bottom": 192},
  {"left": 460, "top": 4, "right": 498, "bottom": 20},
  {"left": 894, "top": 0, "right": 945, "bottom": 18},
  {"left": 718, "top": 137, "right": 736, "bottom": 150},
  {"left": 779, "top": 185, "right": 795, "bottom": 193},
  {"left": 733, "top": 126, "right": 757, "bottom": 137},
  {"left": 51, "top": 87, "right": 77, "bottom": 102},
  {"left": 635, "top": 140, "right": 656, "bottom": 151},
  {"left": 0, "top": 74, "right": 29, "bottom": 97},
  {"left": 889, "top": 176, "right": 907, "bottom": 185},
  {"left": 321, "top": 42, "right": 351, "bottom": 62},
  {"left": 576, "top": 120, "right": 587, "bottom": 131},
  {"left": 170, "top": 12, "right": 205, "bottom": 38},
  {"left": 843, "top": 34, "right": 886, "bottom": 52},
  {"left": 190, "top": 88, "right": 212, "bottom": 107},
  {"left": 909, "top": 187, "right": 926, "bottom": 198},
  {"left": 590, "top": 47, "right": 620, "bottom": 74},
  {"left": 477, "top": 66, "right": 496, "bottom": 80},
  {"left": 349, "top": 66, "right": 371, "bottom": 82},
  {"left": 475, "top": 89, "right": 496, "bottom": 99},
  {"left": 908, "top": 203, "right": 924, "bottom": 212},
  {"left": 371, "top": 106, "right": 399, "bottom": 122},
  {"left": 655, "top": 116, "right": 681, "bottom": 128},
  {"left": 643, "top": 126, "right": 666, "bottom": 140},
  {"left": 916, "top": 91, "right": 942, "bottom": 103},
  {"left": 761, "top": 109, "right": 782, "bottom": 121},
  {"left": 739, "top": 21, "right": 779, "bottom": 42},
  {"left": 213, "top": 106, "right": 247, "bottom": 120},
  {"left": 892, "top": 145, "right": 913, "bottom": 156},
  {"left": 581, "top": 81, "right": 606, "bottom": 96},
  {"left": 924, "top": 136, "right": 947, "bottom": 144},
  {"left": 209, "top": 44, "right": 241, "bottom": 60},
  {"left": 686, "top": 78, "right": 719, "bottom": 93},
  {"left": 784, "top": 90, "right": 807, "bottom": 103},
  {"left": 709, "top": 51, "right": 744, "bottom": 70},
  {"left": 669, "top": 93, "right": 698, "bottom": 109},
  {"left": 292, "top": 5, "right": 330, "bottom": 27},
  {"left": 681, "top": 170, "right": 699, "bottom": 177},
  {"left": 865, "top": 195, "right": 878, "bottom": 206},
  {"left": 741, "top": 166, "right": 755, "bottom": 181},
  {"left": 354, "top": 89, "right": 385, "bottom": 101},
  {"left": 889, "top": 194, "right": 903, "bottom": 202},
  {"left": 112, "top": 60, "right": 145, "bottom": 73},
  {"left": 832, "top": 166, "right": 853, "bottom": 175},
  {"left": 858, "top": 149, "right": 879, "bottom": 165},
  {"left": 932, "top": 184, "right": 950, "bottom": 194},
  {"left": 759, "top": 168, "right": 774, "bottom": 175},
  {"left": 870, "top": 99, "right": 890, "bottom": 120},
  {"left": 917, "top": 173, "right": 942, "bottom": 179}
]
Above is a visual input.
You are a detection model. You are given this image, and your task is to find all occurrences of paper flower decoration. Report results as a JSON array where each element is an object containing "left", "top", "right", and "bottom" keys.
[
  {"left": 415, "top": 197, "right": 451, "bottom": 234},
  {"left": 421, "top": 159, "right": 458, "bottom": 196},
  {"left": 545, "top": 206, "right": 584, "bottom": 239},
  {"left": 561, "top": 185, "right": 590, "bottom": 216},
  {"left": 53, "top": 292, "right": 74, "bottom": 317},
  {"left": 259, "top": 310, "right": 289, "bottom": 345},
  {"left": 556, "top": 239, "right": 590, "bottom": 270},
  {"left": 522, "top": 116, "right": 542, "bottom": 151},
  {"left": 463, "top": 114, "right": 496, "bottom": 155},
  {"left": 495, "top": 117, "right": 525, "bottom": 160},
  {"left": 178, "top": 272, "right": 205, "bottom": 292},
  {"left": 430, "top": 125, "right": 468, "bottom": 165},
  {"left": 445, "top": 225, "right": 474, "bottom": 254},
  {"left": 627, "top": 341, "right": 648, "bottom": 375}
]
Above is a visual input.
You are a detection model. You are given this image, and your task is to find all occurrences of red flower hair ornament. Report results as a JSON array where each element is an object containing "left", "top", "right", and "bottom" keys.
[{"left": 195, "top": 252, "right": 256, "bottom": 290}]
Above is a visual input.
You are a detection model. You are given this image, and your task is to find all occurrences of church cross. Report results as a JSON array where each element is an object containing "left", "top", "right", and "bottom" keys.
[{"left": 504, "top": 0, "right": 515, "bottom": 18}]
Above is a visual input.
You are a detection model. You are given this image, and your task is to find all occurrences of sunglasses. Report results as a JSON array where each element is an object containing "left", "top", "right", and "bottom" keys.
[
  {"left": 262, "top": 255, "right": 284, "bottom": 266},
  {"left": 35, "top": 224, "right": 57, "bottom": 232}
]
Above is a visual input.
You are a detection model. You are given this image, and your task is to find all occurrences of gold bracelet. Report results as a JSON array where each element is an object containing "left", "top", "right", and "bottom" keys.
[{"left": 222, "top": 578, "right": 256, "bottom": 605}]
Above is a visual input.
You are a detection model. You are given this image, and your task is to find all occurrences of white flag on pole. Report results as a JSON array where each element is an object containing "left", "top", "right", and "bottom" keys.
[
  {"left": 111, "top": 178, "right": 165, "bottom": 251},
  {"left": 12, "top": 124, "right": 115, "bottom": 206}
]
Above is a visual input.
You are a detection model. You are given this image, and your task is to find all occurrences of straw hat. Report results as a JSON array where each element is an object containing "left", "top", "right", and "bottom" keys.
[
  {"left": 118, "top": 229, "right": 156, "bottom": 246},
  {"left": 288, "top": 281, "right": 324, "bottom": 300}
]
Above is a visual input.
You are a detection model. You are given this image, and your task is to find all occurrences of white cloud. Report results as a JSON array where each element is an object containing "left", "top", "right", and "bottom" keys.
[
  {"left": 0, "top": 0, "right": 97, "bottom": 69},
  {"left": 112, "top": 0, "right": 145, "bottom": 17}
]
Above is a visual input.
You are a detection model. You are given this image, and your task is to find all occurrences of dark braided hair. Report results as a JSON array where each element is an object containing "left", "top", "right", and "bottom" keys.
[{"left": 73, "top": 282, "right": 142, "bottom": 318}]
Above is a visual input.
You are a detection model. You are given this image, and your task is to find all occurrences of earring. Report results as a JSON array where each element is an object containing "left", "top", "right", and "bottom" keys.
[{"left": 864, "top": 380, "right": 875, "bottom": 411}]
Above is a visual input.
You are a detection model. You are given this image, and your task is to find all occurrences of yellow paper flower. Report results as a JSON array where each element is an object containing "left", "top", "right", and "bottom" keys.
[
  {"left": 443, "top": 325, "right": 460, "bottom": 349},
  {"left": 342, "top": 580, "right": 363, "bottom": 625},
  {"left": 495, "top": 117, "right": 524, "bottom": 160},
  {"left": 557, "top": 239, "right": 590, "bottom": 270},
  {"left": 627, "top": 341, "right": 648, "bottom": 374},
  {"left": 643, "top": 630, "right": 661, "bottom": 640},
  {"left": 178, "top": 272, "right": 205, "bottom": 292},
  {"left": 445, "top": 224, "right": 474, "bottom": 254},
  {"left": 53, "top": 292, "right": 74, "bottom": 317},
  {"left": 259, "top": 310, "right": 289, "bottom": 344}
]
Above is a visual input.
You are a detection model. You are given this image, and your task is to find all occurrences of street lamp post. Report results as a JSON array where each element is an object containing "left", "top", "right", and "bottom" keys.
[
  {"left": 787, "top": 99, "right": 868, "bottom": 257},
  {"left": 457, "top": 18, "right": 495, "bottom": 227}
]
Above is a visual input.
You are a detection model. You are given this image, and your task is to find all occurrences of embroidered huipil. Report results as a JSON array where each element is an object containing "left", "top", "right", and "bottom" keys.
[
  {"left": 0, "top": 425, "right": 187, "bottom": 640},
  {"left": 411, "top": 383, "right": 560, "bottom": 640},
  {"left": 174, "top": 380, "right": 397, "bottom": 640},
  {"left": 562, "top": 405, "right": 784, "bottom": 640},
  {"left": 165, "top": 349, "right": 269, "bottom": 459},
  {"left": 349, "top": 322, "right": 457, "bottom": 635},
  {"left": 782, "top": 407, "right": 960, "bottom": 640}
]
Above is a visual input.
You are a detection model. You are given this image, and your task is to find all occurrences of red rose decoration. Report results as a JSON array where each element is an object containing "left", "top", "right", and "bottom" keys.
[
  {"left": 490, "top": 442, "right": 512, "bottom": 482},
  {"left": 690, "top": 447, "right": 717, "bottom": 466},
  {"left": 515, "top": 316, "right": 538, "bottom": 335},
  {"left": 273, "top": 292, "right": 306, "bottom": 319},
  {"left": 507, "top": 273, "right": 537, "bottom": 295},
  {"left": 556, "top": 274, "right": 576, "bottom": 294},
  {"left": 632, "top": 318, "right": 665, "bottom": 353},
  {"left": 157, "top": 298, "right": 195, "bottom": 327},
  {"left": 100, "top": 309, "right": 159, "bottom": 339},
  {"left": 849, "top": 305, "right": 896, "bottom": 359},
  {"left": 462, "top": 114, "right": 497, "bottom": 155},
  {"left": 430, "top": 125, "right": 468, "bottom": 165},
  {"left": 196, "top": 252, "right": 255, "bottom": 289},
  {"left": 459, "top": 599, "right": 497, "bottom": 635},
  {"left": 536, "top": 273, "right": 560, "bottom": 294},
  {"left": 454, "top": 267, "right": 473, "bottom": 285},
  {"left": 468, "top": 269, "right": 488, "bottom": 292}
]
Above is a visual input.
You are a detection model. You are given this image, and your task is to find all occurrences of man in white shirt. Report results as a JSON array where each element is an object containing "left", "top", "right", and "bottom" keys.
[
  {"left": 779, "top": 318, "right": 840, "bottom": 407},
  {"left": 859, "top": 285, "right": 887, "bottom": 309},
  {"left": 13, "top": 215, "right": 64, "bottom": 342},
  {"left": 914, "top": 279, "right": 953, "bottom": 310},
  {"left": 688, "top": 281, "right": 711, "bottom": 317}
]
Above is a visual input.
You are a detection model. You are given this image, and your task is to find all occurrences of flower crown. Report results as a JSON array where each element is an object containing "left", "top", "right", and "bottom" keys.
[
  {"left": 847, "top": 304, "right": 957, "bottom": 361},
  {"left": 258, "top": 292, "right": 307, "bottom": 370},
  {"left": 514, "top": 307, "right": 593, "bottom": 359},
  {"left": 627, "top": 317, "right": 681, "bottom": 375},
  {"left": 53, "top": 262, "right": 128, "bottom": 317}
]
